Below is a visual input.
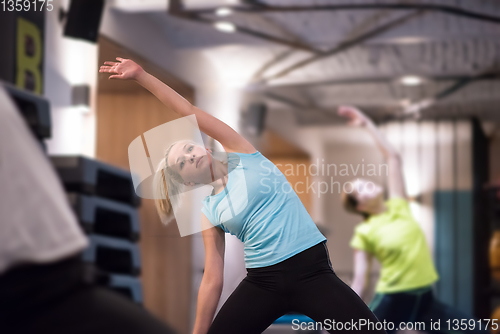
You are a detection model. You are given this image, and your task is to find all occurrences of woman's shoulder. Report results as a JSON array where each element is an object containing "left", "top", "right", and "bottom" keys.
[
  {"left": 226, "top": 150, "right": 261, "bottom": 157},
  {"left": 383, "top": 196, "right": 413, "bottom": 220},
  {"left": 385, "top": 196, "right": 410, "bottom": 212},
  {"left": 227, "top": 151, "right": 263, "bottom": 167}
]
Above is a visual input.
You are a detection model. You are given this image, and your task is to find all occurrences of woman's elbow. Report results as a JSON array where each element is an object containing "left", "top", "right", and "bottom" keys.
[{"left": 203, "top": 272, "right": 224, "bottom": 290}]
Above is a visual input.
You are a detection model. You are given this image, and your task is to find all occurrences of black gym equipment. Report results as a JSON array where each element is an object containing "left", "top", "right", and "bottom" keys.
[
  {"left": 63, "top": 0, "right": 105, "bottom": 43},
  {"left": 107, "top": 274, "right": 144, "bottom": 305},
  {"left": 1, "top": 81, "right": 51, "bottom": 140},
  {"left": 82, "top": 235, "right": 141, "bottom": 276},
  {"left": 68, "top": 193, "right": 140, "bottom": 242},
  {"left": 52, "top": 155, "right": 144, "bottom": 304},
  {"left": 50, "top": 156, "right": 141, "bottom": 207}
]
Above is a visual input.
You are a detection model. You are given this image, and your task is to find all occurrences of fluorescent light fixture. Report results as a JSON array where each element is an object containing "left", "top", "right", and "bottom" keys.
[
  {"left": 184, "top": 0, "right": 239, "bottom": 9},
  {"left": 214, "top": 21, "right": 236, "bottom": 33},
  {"left": 400, "top": 75, "right": 423, "bottom": 86},
  {"left": 216, "top": 7, "right": 233, "bottom": 16},
  {"left": 112, "top": 0, "right": 169, "bottom": 12}
]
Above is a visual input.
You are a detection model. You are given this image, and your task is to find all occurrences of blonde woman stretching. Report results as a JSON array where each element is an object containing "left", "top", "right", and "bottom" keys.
[{"left": 100, "top": 58, "right": 385, "bottom": 334}]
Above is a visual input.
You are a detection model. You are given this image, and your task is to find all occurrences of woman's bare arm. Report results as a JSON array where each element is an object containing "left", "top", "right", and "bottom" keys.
[
  {"left": 99, "top": 58, "right": 256, "bottom": 154},
  {"left": 351, "top": 249, "right": 372, "bottom": 299},
  {"left": 192, "top": 214, "right": 226, "bottom": 334},
  {"left": 338, "top": 106, "right": 407, "bottom": 199}
]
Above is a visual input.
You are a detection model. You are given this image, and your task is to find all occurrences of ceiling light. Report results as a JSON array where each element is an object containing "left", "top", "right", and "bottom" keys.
[
  {"left": 112, "top": 0, "right": 168, "bottom": 12},
  {"left": 215, "top": 7, "right": 233, "bottom": 16},
  {"left": 400, "top": 75, "right": 423, "bottom": 86},
  {"left": 214, "top": 21, "right": 236, "bottom": 33}
]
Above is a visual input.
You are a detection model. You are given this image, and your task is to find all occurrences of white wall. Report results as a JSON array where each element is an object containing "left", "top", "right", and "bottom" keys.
[{"left": 44, "top": 0, "right": 98, "bottom": 156}]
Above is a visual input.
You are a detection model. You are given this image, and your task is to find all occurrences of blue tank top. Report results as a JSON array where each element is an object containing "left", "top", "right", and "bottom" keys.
[{"left": 201, "top": 151, "right": 326, "bottom": 268}]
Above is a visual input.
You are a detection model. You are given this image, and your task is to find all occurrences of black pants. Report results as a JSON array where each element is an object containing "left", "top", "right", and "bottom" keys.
[
  {"left": 207, "top": 241, "right": 386, "bottom": 334},
  {"left": 0, "top": 254, "right": 175, "bottom": 334},
  {"left": 370, "top": 287, "right": 488, "bottom": 334}
]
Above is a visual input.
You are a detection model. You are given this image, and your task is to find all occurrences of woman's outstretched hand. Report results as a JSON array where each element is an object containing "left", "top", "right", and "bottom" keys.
[
  {"left": 337, "top": 105, "right": 369, "bottom": 127},
  {"left": 99, "top": 57, "right": 144, "bottom": 80}
]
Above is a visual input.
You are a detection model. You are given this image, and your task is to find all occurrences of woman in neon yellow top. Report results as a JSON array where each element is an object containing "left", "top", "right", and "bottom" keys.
[{"left": 338, "top": 106, "right": 485, "bottom": 334}]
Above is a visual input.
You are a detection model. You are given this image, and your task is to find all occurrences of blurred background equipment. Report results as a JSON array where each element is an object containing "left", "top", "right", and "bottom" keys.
[
  {"left": 50, "top": 156, "right": 141, "bottom": 207},
  {"left": 72, "top": 84, "right": 91, "bottom": 113},
  {"left": 241, "top": 102, "right": 267, "bottom": 136},
  {"left": 68, "top": 193, "right": 140, "bottom": 241},
  {"left": 51, "top": 155, "right": 144, "bottom": 304},
  {"left": 63, "top": 0, "right": 105, "bottom": 43},
  {"left": 1, "top": 82, "right": 51, "bottom": 151}
]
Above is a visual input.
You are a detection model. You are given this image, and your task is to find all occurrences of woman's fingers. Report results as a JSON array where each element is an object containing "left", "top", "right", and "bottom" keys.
[
  {"left": 99, "top": 58, "right": 134, "bottom": 80},
  {"left": 99, "top": 66, "right": 118, "bottom": 73},
  {"left": 337, "top": 106, "right": 353, "bottom": 117}
]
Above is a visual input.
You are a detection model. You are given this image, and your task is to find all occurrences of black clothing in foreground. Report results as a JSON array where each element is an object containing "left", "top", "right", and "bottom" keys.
[{"left": 0, "top": 254, "right": 176, "bottom": 334}]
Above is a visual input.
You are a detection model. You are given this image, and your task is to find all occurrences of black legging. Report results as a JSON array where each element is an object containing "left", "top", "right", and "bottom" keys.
[
  {"left": 207, "top": 241, "right": 386, "bottom": 334},
  {"left": 0, "top": 254, "right": 175, "bottom": 334}
]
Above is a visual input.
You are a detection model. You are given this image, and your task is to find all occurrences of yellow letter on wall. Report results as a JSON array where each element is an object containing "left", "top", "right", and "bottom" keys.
[{"left": 16, "top": 17, "right": 42, "bottom": 94}]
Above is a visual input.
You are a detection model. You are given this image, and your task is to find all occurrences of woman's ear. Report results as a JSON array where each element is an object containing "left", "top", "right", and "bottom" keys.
[{"left": 183, "top": 181, "right": 195, "bottom": 187}]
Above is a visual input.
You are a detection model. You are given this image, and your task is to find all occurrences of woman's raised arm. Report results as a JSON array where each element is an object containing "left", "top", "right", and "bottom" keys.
[
  {"left": 338, "top": 106, "right": 407, "bottom": 199},
  {"left": 351, "top": 249, "right": 373, "bottom": 299},
  {"left": 99, "top": 58, "right": 256, "bottom": 154}
]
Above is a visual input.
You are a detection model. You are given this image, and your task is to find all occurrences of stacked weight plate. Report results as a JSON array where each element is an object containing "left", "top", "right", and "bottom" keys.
[
  {"left": 50, "top": 156, "right": 144, "bottom": 305},
  {"left": 2, "top": 81, "right": 51, "bottom": 153}
]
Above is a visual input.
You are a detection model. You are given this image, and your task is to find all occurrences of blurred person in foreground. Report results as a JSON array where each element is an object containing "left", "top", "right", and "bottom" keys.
[
  {"left": 0, "top": 87, "right": 175, "bottom": 334},
  {"left": 339, "top": 105, "right": 486, "bottom": 334}
]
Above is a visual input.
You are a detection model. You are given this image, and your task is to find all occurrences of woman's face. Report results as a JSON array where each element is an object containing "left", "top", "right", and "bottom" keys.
[
  {"left": 351, "top": 179, "right": 384, "bottom": 212},
  {"left": 167, "top": 141, "right": 212, "bottom": 185}
]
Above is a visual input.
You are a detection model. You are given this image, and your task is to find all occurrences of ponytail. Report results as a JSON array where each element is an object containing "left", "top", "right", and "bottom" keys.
[{"left": 153, "top": 142, "right": 185, "bottom": 226}]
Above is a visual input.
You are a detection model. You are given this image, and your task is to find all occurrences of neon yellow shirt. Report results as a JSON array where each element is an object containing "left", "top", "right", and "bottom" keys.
[{"left": 349, "top": 197, "right": 439, "bottom": 293}]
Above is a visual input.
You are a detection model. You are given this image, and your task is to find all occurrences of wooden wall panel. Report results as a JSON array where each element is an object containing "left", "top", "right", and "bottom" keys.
[
  {"left": 96, "top": 91, "right": 193, "bottom": 334},
  {"left": 269, "top": 157, "right": 312, "bottom": 214},
  {"left": 259, "top": 129, "right": 312, "bottom": 214}
]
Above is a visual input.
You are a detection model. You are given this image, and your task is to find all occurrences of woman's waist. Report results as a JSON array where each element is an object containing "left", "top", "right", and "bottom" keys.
[{"left": 246, "top": 240, "right": 329, "bottom": 275}]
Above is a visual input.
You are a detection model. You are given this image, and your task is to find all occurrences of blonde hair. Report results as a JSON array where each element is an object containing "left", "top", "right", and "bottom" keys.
[{"left": 153, "top": 140, "right": 190, "bottom": 226}]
